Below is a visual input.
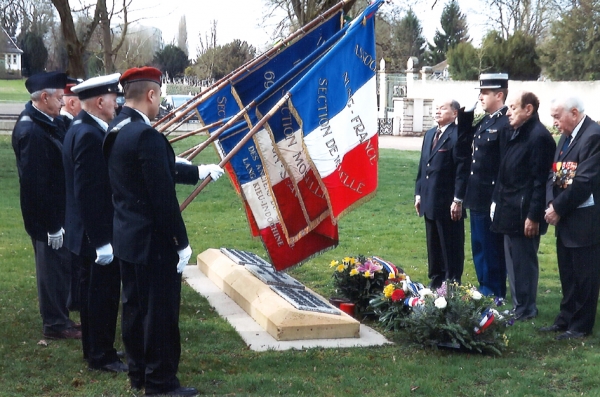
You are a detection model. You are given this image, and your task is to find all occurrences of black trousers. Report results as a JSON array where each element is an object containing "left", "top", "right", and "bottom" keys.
[
  {"left": 77, "top": 254, "right": 121, "bottom": 366},
  {"left": 32, "top": 239, "right": 72, "bottom": 333},
  {"left": 120, "top": 253, "right": 182, "bottom": 393},
  {"left": 554, "top": 240, "right": 600, "bottom": 334},
  {"left": 424, "top": 215, "right": 465, "bottom": 288}
]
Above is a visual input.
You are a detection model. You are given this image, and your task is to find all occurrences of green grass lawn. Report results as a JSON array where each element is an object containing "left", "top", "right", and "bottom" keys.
[
  {"left": 0, "top": 78, "right": 29, "bottom": 102},
  {"left": 0, "top": 135, "right": 598, "bottom": 396}
]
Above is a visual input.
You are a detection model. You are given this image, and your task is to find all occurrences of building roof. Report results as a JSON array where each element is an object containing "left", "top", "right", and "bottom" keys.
[
  {"left": 1, "top": 27, "right": 23, "bottom": 54},
  {"left": 431, "top": 59, "right": 448, "bottom": 72}
]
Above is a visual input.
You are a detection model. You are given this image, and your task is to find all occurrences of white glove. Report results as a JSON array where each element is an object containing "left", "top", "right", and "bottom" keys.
[
  {"left": 95, "top": 243, "right": 114, "bottom": 265},
  {"left": 198, "top": 164, "right": 224, "bottom": 181},
  {"left": 177, "top": 245, "right": 192, "bottom": 273},
  {"left": 490, "top": 202, "right": 496, "bottom": 221},
  {"left": 48, "top": 228, "right": 65, "bottom": 250},
  {"left": 175, "top": 156, "right": 192, "bottom": 165}
]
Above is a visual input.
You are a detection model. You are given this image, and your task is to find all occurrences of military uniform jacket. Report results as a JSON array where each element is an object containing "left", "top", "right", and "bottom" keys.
[
  {"left": 62, "top": 110, "right": 113, "bottom": 257},
  {"left": 464, "top": 107, "right": 510, "bottom": 212},
  {"left": 415, "top": 122, "right": 471, "bottom": 220},
  {"left": 547, "top": 116, "right": 600, "bottom": 248},
  {"left": 12, "top": 102, "right": 67, "bottom": 241},
  {"left": 103, "top": 106, "right": 200, "bottom": 265},
  {"left": 491, "top": 113, "right": 556, "bottom": 235}
]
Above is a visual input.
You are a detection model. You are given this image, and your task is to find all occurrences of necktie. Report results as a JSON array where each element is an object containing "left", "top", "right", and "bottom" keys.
[
  {"left": 432, "top": 128, "right": 442, "bottom": 150},
  {"left": 559, "top": 134, "right": 572, "bottom": 157}
]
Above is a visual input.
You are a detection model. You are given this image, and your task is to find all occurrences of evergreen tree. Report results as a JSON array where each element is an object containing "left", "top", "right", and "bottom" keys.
[
  {"left": 447, "top": 42, "right": 479, "bottom": 80},
  {"left": 390, "top": 9, "right": 425, "bottom": 71},
  {"left": 538, "top": 0, "right": 600, "bottom": 81},
  {"left": 20, "top": 31, "right": 48, "bottom": 75},
  {"left": 153, "top": 44, "right": 189, "bottom": 78},
  {"left": 424, "top": 0, "right": 469, "bottom": 65}
]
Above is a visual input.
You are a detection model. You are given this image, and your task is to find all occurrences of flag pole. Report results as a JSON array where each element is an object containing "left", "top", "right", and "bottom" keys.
[
  {"left": 168, "top": 120, "right": 225, "bottom": 144},
  {"left": 179, "top": 93, "right": 290, "bottom": 211},
  {"left": 153, "top": 0, "right": 349, "bottom": 132}
]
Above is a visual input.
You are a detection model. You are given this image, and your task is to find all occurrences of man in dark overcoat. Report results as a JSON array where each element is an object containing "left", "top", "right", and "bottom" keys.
[
  {"left": 490, "top": 91, "right": 556, "bottom": 321},
  {"left": 542, "top": 97, "right": 600, "bottom": 340},
  {"left": 11, "top": 71, "right": 81, "bottom": 339},
  {"left": 464, "top": 73, "right": 510, "bottom": 300},
  {"left": 62, "top": 73, "right": 127, "bottom": 372},
  {"left": 103, "top": 67, "right": 223, "bottom": 396},
  {"left": 415, "top": 99, "right": 472, "bottom": 288}
]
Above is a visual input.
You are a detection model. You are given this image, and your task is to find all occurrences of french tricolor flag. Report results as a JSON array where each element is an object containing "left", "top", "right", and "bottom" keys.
[{"left": 286, "top": 0, "right": 382, "bottom": 220}]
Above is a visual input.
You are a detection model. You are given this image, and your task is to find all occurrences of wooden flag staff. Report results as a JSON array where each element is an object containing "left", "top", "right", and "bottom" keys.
[
  {"left": 168, "top": 119, "right": 225, "bottom": 144},
  {"left": 153, "top": 0, "right": 349, "bottom": 133},
  {"left": 179, "top": 93, "right": 290, "bottom": 211}
]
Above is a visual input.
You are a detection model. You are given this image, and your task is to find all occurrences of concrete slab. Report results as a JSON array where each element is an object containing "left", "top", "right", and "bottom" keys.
[{"left": 183, "top": 259, "right": 391, "bottom": 351}]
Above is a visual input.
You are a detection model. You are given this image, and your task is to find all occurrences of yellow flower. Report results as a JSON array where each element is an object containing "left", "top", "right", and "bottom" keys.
[
  {"left": 349, "top": 268, "right": 359, "bottom": 276},
  {"left": 336, "top": 264, "right": 345, "bottom": 272},
  {"left": 330, "top": 260, "right": 339, "bottom": 268},
  {"left": 363, "top": 270, "right": 371, "bottom": 278},
  {"left": 383, "top": 284, "right": 395, "bottom": 298},
  {"left": 348, "top": 257, "right": 357, "bottom": 266},
  {"left": 388, "top": 272, "right": 396, "bottom": 279}
]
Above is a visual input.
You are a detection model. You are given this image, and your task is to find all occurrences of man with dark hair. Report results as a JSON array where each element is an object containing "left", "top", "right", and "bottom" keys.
[
  {"left": 464, "top": 73, "right": 510, "bottom": 300},
  {"left": 103, "top": 67, "right": 224, "bottom": 396},
  {"left": 63, "top": 73, "right": 127, "bottom": 372},
  {"left": 415, "top": 99, "right": 472, "bottom": 288},
  {"left": 491, "top": 91, "right": 556, "bottom": 321},
  {"left": 542, "top": 97, "right": 600, "bottom": 340},
  {"left": 12, "top": 71, "right": 81, "bottom": 340}
]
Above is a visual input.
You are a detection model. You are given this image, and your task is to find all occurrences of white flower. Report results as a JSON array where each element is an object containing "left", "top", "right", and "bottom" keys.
[
  {"left": 419, "top": 288, "right": 433, "bottom": 298},
  {"left": 434, "top": 297, "right": 447, "bottom": 309},
  {"left": 471, "top": 291, "right": 483, "bottom": 300}
]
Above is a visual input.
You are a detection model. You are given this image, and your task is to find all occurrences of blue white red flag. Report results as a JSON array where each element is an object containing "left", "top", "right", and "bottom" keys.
[
  {"left": 215, "top": 121, "right": 338, "bottom": 271},
  {"left": 286, "top": 0, "right": 383, "bottom": 220}
]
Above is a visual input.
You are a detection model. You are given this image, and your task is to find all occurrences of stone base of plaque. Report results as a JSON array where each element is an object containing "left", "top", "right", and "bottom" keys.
[{"left": 196, "top": 248, "right": 360, "bottom": 341}]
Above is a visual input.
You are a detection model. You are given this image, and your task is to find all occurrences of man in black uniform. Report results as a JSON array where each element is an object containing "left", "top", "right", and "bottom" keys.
[
  {"left": 12, "top": 71, "right": 81, "bottom": 340},
  {"left": 464, "top": 73, "right": 510, "bottom": 300},
  {"left": 103, "top": 67, "right": 224, "bottom": 396},
  {"left": 59, "top": 83, "right": 81, "bottom": 130},
  {"left": 491, "top": 91, "right": 556, "bottom": 321},
  {"left": 63, "top": 73, "right": 127, "bottom": 372}
]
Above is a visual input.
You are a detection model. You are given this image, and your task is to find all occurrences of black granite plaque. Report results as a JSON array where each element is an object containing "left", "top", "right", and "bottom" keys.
[
  {"left": 245, "top": 264, "right": 304, "bottom": 289},
  {"left": 270, "top": 285, "right": 340, "bottom": 315},
  {"left": 220, "top": 248, "right": 272, "bottom": 267}
]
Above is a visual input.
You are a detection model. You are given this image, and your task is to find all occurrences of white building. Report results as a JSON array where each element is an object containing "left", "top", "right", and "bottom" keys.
[{"left": 1, "top": 28, "right": 23, "bottom": 77}]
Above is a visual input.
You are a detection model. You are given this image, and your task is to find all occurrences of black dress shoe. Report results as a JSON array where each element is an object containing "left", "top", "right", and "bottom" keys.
[
  {"left": 43, "top": 327, "right": 82, "bottom": 340},
  {"left": 555, "top": 330, "right": 587, "bottom": 340},
  {"left": 539, "top": 324, "right": 566, "bottom": 332},
  {"left": 145, "top": 386, "right": 199, "bottom": 396},
  {"left": 89, "top": 360, "right": 128, "bottom": 373}
]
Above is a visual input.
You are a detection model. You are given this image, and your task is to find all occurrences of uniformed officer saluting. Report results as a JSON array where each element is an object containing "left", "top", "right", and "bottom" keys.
[
  {"left": 463, "top": 73, "right": 510, "bottom": 301},
  {"left": 12, "top": 71, "right": 82, "bottom": 340},
  {"left": 103, "top": 67, "right": 224, "bottom": 396},
  {"left": 63, "top": 73, "right": 127, "bottom": 373}
]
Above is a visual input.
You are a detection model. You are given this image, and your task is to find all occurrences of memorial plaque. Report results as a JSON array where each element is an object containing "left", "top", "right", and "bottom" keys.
[
  {"left": 220, "top": 248, "right": 272, "bottom": 267},
  {"left": 270, "top": 285, "right": 341, "bottom": 315},
  {"left": 245, "top": 264, "right": 304, "bottom": 289}
]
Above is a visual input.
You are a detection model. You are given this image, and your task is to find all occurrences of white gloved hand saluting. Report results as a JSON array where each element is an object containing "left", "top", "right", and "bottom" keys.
[
  {"left": 175, "top": 156, "right": 192, "bottom": 165},
  {"left": 48, "top": 228, "right": 65, "bottom": 250},
  {"left": 177, "top": 245, "right": 192, "bottom": 273},
  {"left": 490, "top": 202, "right": 496, "bottom": 221},
  {"left": 95, "top": 243, "right": 114, "bottom": 265},
  {"left": 198, "top": 164, "right": 224, "bottom": 181}
]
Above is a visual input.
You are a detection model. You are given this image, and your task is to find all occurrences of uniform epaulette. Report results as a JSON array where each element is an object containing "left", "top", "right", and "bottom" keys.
[
  {"left": 18, "top": 115, "right": 33, "bottom": 123},
  {"left": 110, "top": 117, "right": 132, "bottom": 133},
  {"left": 72, "top": 120, "right": 82, "bottom": 126}
]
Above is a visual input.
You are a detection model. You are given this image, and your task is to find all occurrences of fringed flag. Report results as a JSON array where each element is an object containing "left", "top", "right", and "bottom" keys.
[
  {"left": 286, "top": 0, "right": 382, "bottom": 220},
  {"left": 216, "top": 121, "right": 338, "bottom": 271}
]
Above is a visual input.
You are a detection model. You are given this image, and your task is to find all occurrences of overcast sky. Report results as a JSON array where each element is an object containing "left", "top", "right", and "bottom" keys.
[{"left": 129, "top": 0, "right": 485, "bottom": 59}]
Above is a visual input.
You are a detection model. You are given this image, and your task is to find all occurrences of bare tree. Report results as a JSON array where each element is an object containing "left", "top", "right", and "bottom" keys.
[
  {"left": 479, "top": 0, "right": 565, "bottom": 40},
  {"left": 262, "top": 0, "right": 359, "bottom": 38},
  {"left": 195, "top": 19, "right": 217, "bottom": 79}
]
